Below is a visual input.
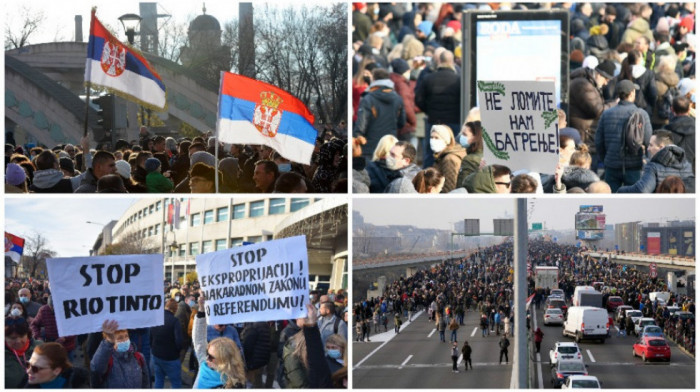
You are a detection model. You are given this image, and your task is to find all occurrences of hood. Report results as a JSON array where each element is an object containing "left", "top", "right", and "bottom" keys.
[
  {"left": 402, "top": 11, "right": 417, "bottom": 28},
  {"left": 628, "top": 18, "right": 650, "bottom": 34},
  {"left": 651, "top": 145, "right": 686, "bottom": 168},
  {"left": 32, "top": 169, "right": 65, "bottom": 188},
  {"left": 666, "top": 116, "right": 695, "bottom": 136},
  {"left": 463, "top": 166, "right": 496, "bottom": 193},
  {"left": 399, "top": 163, "right": 421, "bottom": 180},
  {"left": 570, "top": 67, "right": 596, "bottom": 84},
  {"left": 656, "top": 69, "right": 680, "bottom": 89},
  {"left": 436, "top": 145, "right": 466, "bottom": 160},
  {"left": 561, "top": 166, "right": 600, "bottom": 190},
  {"left": 369, "top": 79, "right": 395, "bottom": 90}
]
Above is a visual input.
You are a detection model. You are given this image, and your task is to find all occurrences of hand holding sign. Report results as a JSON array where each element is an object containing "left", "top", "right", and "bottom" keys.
[{"left": 298, "top": 303, "right": 318, "bottom": 328}]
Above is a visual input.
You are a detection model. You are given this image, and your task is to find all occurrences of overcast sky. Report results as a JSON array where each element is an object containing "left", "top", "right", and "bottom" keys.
[
  {"left": 354, "top": 197, "right": 695, "bottom": 232},
  {"left": 7, "top": 1, "right": 331, "bottom": 45},
  {"left": 5, "top": 198, "right": 137, "bottom": 258}
]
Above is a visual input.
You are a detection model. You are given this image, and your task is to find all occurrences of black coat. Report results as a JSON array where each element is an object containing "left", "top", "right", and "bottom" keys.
[
  {"left": 415, "top": 67, "right": 461, "bottom": 125},
  {"left": 665, "top": 115, "right": 695, "bottom": 171},
  {"left": 149, "top": 310, "right": 183, "bottom": 361},
  {"left": 242, "top": 322, "right": 271, "bottom": 370}
]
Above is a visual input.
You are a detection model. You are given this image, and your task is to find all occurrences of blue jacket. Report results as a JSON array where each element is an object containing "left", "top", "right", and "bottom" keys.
[
  {"left": 207, "top": 324, "right": 244, "bottom": 358},
  {"left": 595, "top": 101, "right": 652, "bottom": 170},
  {"left": 90, "top": 340, "right": 150, "bottom": 388},
  {"left": 617, "top": 145, "right": 695, "bottom": 193}
]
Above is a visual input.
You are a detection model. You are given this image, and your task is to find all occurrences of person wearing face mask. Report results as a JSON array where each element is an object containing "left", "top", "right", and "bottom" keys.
[
  {"left": 17, "top": 288, "right": 41, "bottom": 321},
  {"left": 617, "top": 130, "right": 694, "bottom": 193},
  {"left": 456, "top": 121, "right": 484, "bottom": 186},
  {"left": 90, "top": 319, "right": 150, "bottom": 388},
  {"left": 384, "top": 141, "right": 421, "bottom": 193},
  {"left": 324, "top": 334, "right": 346, "bottom": 375},
  {"left": 6, "top": 302, "right": 27, "bottom": 319},
  {"left": 430, "top": 125, "right": 465, "bottom": 193}
]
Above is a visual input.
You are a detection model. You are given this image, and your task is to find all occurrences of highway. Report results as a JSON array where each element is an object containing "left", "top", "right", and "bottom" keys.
[
  {"left": 353, "top": 310, "right": 514, "bottom": 388},
  {"left": 531, "top": 306, "right": 695, "bottom": 389}
]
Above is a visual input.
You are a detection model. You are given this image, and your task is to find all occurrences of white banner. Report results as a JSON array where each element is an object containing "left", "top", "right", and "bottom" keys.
[
  {"left": 46, "top": 254, "right": 164, "bottom": 337},
  {"left": 477, "top": 80, "right": 559, "bottom": 174},
  {"left": 196, "top": 235, "right": 309, "bottom": 325}
]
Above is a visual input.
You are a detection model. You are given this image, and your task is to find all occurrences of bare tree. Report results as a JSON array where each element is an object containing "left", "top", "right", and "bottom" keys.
[
  {"left": 21, "top": 232, "right": 56, "bottom": 279},
  {"left": 4, "top": 5, "right": 46, "bottom": 50},
  {"left": 103, "top": 228, "right": 158, "bottom": 255},
  {"left": 157, "top": 17, "right": 190, "bottom": 63}
]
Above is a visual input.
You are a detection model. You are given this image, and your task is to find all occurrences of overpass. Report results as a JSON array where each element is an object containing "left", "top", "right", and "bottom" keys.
[
  {"left": 353, "top": 250, "right": 475, "bottom": 272},
  {"left": 585, "top": 251, "right": 695, "bottom": 272},
  {"left": 6, "top": 42, "right": 218, "bottom": 146}
]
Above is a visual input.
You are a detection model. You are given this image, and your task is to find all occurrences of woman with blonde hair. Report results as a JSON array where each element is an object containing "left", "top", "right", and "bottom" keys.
[
  {"left": 282, "top": 304, "right": 334, "bottom": 388},
  {"left": 192, "top": 296, "right": 246, "bottom": 388},
  {"left": 372, "top": 134, "right": 398, "bottom": 162}
]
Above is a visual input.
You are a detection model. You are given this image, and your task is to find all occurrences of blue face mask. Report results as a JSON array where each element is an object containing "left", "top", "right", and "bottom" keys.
[
  {"left": 19, "top": 297, "right": 29, "bottom": 304},
  {"left": 115, "top": 340, "right": 131, "bottom": 353},
  {"left": 459, "top": 134, "right": 470, "bottom": 148},
  {"left": 278, "top": 163, "right": 292, "bottom": 173},
  {"left": 327, "top": 349, "right": 342, "bottom": 359},
  {"left": 188, "top": 301, "right": 197, "bottom": 307}
]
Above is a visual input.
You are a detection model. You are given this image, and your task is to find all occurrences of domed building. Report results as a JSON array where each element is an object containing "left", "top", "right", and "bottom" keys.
[{"left": 180, "top": 5, "right": 233, "bottom": 86}]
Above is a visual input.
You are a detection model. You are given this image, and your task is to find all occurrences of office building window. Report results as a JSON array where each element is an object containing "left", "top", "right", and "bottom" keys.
[
  {"left": 216, "top": 207, "right": 228, "bottom": 222},
  {"left": 247, "top": 235, "right": 263, "bottom": 243},
  {"left": 231, "top": 237, "right": 244, "bottom": 247},
  {"left": 189, "top": 242, "right": 199, "bottom": 256},
  {"left": 269, "top": 198, "right": 286, "bottom": 215},
  {"left": 290, "top": 198, "right": 309, "bottom": 212},
  {"left": 202, "top": 240, "right": 212, "bottom": 254},
  {"left": 232, "top": 204, "right": 245, "bottom": 219},
  {"left": 191, "top": 213, "right": 201, "bottom": 227},
  {"left": 204, "top": 210, "right": 214, "bottom": 224},
  {"left": 178, "top": 244, "right": 186, "bottom": 257},
  {"left": 156, "top": 201, "right": 161, "bottom": 211},
  {"left": 249, "top": 201, "right": 264, "bottom": 217},
  {"left": 215, "top": 239, "right": 227, "bottom": 251}
]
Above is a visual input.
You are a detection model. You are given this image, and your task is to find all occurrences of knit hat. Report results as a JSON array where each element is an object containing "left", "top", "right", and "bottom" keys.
[
  {"left": 59, "top": 157, "right": 75, "bottom": 174},
  {"left": 189, "top": 162, "right": 216, "bottom": 182},
  {"left": 190, "top": 151, "right": 216, "bottom": 168},
  {"left": 595, "top": 60, "right": 616, "bottom": 80},
  {"left": 417, "top": 21, "right": 433, "bottom": 37},
  {"left": 115, "top": 160, "right": 132, "bottom": 180},
  {"left": 145, "top": 157, "right": 161, "bottom": 173},
  {"left": 680, "top": 16, "right": 694, "bottom": 32},
  {"left": 6, "top": 163, "right": 26, "bottom": 186},
  {"left": 390, "top": 58, "right": 410, "bottom": 75},
  {"left": 570, "top": 49, "right": 585, "bottom": 64},
  {"left": 582, "top": 55, "right": 599, "bottom": 70},
  {"left": 446, "top": 20, "right": 461, "bottom": 34},
  {"left": 430, "top": 124, "right": 453, "bottom": 144}
]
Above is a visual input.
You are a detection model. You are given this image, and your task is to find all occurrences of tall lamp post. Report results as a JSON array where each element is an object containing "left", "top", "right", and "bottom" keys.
[
  {"left": 165, "top": 230, "right": 178, "bottom": 285},
  {"left": 118, "top": 13, "right": 148, "bottom": 127}
]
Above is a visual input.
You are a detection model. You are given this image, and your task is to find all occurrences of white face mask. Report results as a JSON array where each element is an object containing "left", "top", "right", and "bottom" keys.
[
  {"left": 430, "top": 138, "right": 447, "bottom": 153},
  {"left": 11, "top": 308, "right": 22, "bottom": 317},
  {"left": 385, "top": 155, "right": 401, "bottom": 170}
]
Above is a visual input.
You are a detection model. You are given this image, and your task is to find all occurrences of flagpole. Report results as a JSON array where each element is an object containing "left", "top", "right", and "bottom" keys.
[{"left": 215, "top": 138, "right": 219, "bottom": 193}]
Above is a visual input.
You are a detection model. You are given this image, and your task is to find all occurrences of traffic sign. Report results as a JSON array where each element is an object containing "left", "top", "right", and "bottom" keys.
[
  {"left": 650, "top": 263, "right": 657, "bottom": 278},
  {"left": 532, "top": 223, "right": 543, "bottom": 230}
]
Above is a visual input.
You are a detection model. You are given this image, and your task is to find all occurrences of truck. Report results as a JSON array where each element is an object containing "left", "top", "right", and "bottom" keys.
[
  {"left": 573, "top": 286, "right": 603, "bottom": 308},
  {"left": 535, "top": 266, "right": 558, "bottom": 290}
]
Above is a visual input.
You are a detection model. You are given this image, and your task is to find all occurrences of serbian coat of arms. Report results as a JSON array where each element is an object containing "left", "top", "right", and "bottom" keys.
[
  {"left": 100, "top": 40, "right": 126, "bottom": 77},
  {"left": 253, "top": 91, "right": 283, "bottom": 137}
]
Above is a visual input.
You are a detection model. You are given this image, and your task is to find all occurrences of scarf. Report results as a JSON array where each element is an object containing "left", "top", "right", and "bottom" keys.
[
  {"left": 39, "top": 375, "right": 66, "bottom": 389},
  {"left": 197, "top": 361, "right": 225, "bottom": 388}
]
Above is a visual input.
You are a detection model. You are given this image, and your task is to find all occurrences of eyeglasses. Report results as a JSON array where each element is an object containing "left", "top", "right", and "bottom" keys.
[
  {"left": 206, "top": 352, "right": 216, "bottom": 362},
  {"left": 26, "top": 363, "right": 50, "bottom": 373},
  {"left": 494, "top": 182, "right": 511, "bottom": 187},
  {"left": 6, "top": 317, "right": 26, "bottom": 326}
]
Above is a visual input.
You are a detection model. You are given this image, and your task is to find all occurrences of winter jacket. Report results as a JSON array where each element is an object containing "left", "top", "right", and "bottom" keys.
[
  {"left": 595, "top": 101, "right": 652, "bottom": 170},
  {"left": 90, "top": 340, "right": 150, "bottom": 388},
  {"left": 146, "top": 172, "right": 173, "bottom": 193},
  {"left": 621, "top": 18, "right": 654, "bottom": 46},
  {"left": 174, "top": 301, "right": 191, "bottom": 341},
  {"left": 456, "top": 151, "right": 483, "bottom": 188},
  {"left": 614, "top": 70, "right": 657, "bottom": 118},
  {"left": 652, "top": 69, "right": 680, "bottom": 127},
  {"left": 389, "top": 72, "right": 417, "bottom": 137},
  {"left": 354, "top": 80, "right": 406, "bottom": 160},
  {"left": 312, "top": 138, "right": 345, "bottom": 193},
  {"left": 435, "top": 145, "right": 466, "bottom": 193},
  {"left": 74, "top": 168, "right": 98, "bottom": 193},
  {"left": 352, "top": 10, "right": 372, "bottom": 42},
  {"left": 569, "top": 68, "right": 606, "bottom": 147},
  {"left": 385, "top": 163, "right": 421, "bottom": 193},
  {"left": 366, "top": 159, "right": 401, "bottom": 193},
  {"left": 461, "top": 344, "right": 472, "bottom": 359},
  {"left": 207, "top": 325, "right": 244, "bottom": 358},
  {"left": 30, "top": 305, "right": 76, "bottom": 352},
  {"left": 561, "top": 166, "right": 600, "bottom": 190},
  {"left": 242, "top": 322, "right": 271, "bottom": 370},
  {"left": 664, "top": 115, "right": 695, "bottom": 171},
  {"left": 462, "top": 166, "right": 496, "bottom": 193},
  {"left": 29, "top": 169, "right": 74, "bottom": 193},
  {"left": 414, "top": 67, "right": 461, "bottom": 124},
  {"left": 318, "top": 314, "right": 347, "bottom": 345},
  {"left": 149, "top": 309, "right": 183, "bottom": 361},
  {"left": 170, "top": 153, "right": 190, "bottom": 186},
  {"left": 23, "top": 366, "right": 90, "bottom": 388},
  {"left": 5, "top": 338, "right": 41, "bottom": 388},
  {"left": 282, "top": 335, "right": 308, "bottom": 388},
  {"left": 352, "top": 168, "right": 371, "bottom": 193},
  {"left": 303, "top": 326, "right": 333, "bottom": 388},
  {"left": 617, "top": 145, "right": 694, "bottom": 193}
]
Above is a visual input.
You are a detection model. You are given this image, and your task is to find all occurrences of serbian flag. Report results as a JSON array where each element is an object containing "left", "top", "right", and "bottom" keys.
[
  {"left": 173, "top": 199, "right": 181, "bottom": 229},
  {"left": 85, "top": 8, "right": 166, "bottom": 110},
  {"left": 5, "top": 232, "right": 25, "bottom": 264},
  {"left": 216, "top": 72, "right": 317, "bottom": 165}
]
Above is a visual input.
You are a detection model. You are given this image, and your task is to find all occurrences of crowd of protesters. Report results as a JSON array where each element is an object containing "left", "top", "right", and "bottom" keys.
[
  {"left": 5, "top": 277, "right": 349, "bottom": 388},
  {"left": 351, "top": 2, "right": 696, "bottom": 194},
  {"left": 528, "top": 240, "right": 694, "bottom": 355},
  {"left": 5, "top": 124, "right": 347, "bottom": 194}
]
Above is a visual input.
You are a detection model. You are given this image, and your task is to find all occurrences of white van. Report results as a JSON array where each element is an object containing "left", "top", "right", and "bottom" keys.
[
  {"left": 563, "top": 306, "right": 608, "bottom": 343},
  {"left": 573, "top": 286, "right": 597, "bottom": 307}
]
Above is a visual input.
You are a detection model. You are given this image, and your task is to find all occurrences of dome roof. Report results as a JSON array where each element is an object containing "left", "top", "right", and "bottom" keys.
[{"left": 190, "top": 14, "right": 221, "bottom": 31}]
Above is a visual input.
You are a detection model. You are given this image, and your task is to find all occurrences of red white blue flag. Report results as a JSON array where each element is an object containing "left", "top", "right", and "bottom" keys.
[
  {"left": 216, "top": 72, "right": 317, "bottom": 165},
  {"left": 85, "top": 8, "right": 166, "bottom": 110},
  {"left": 5, "top": 232, "right": 25, "bottom": 263}
]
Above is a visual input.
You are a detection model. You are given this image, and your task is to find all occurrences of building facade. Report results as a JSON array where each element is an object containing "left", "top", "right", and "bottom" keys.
[{"left": 100, "top": 197, "right": 348, "bottom": 293}]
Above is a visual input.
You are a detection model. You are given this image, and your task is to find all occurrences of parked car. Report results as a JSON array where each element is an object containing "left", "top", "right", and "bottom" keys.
[
  {"left": 550, "top": 289, "right": 565, "bottom": 298},
  {"left": 633, "top": 317, "right": 656, "bottom": 336},
  {"left": 633, "top": 337, "right": 671, "bottom": 362},
  {"left": 640, "top": 325, "right": 664, "bottom": 339},
  {"left": 551, "top": 360, "right": 588, "bottom": 388},
  {"left": 544, "top": 308, "right": 564, "bottom": 326},
  {"left": 547, "top": 297, "right": 569, "bottom": 315},
  {"left": 625, "top": 309, "right": 643, "bottom": 325},
  {"left": 561, "top": 375, "right": 601, "bottom": 389},
  {"left": 615, "top": 305, "right": 633, "bottom": 323},
  {"left": 606, "top": 296, "right": 624, "bottom": 312},
  {"left": 549, "top": 342, "right": 583, "bottom": 367}
]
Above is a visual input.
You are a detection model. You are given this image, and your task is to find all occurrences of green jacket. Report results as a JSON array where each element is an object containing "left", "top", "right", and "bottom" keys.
[
  {"left": 146, "top": 172, "right": 174, "bottom": 193},
  {"left": 282, "top": 338, "right": 309, "bottom": 389},
  {"left": 463, "top": 166, "right": 496, "bottom": 193},
  {"left": 5, "top": 338, "right": 41, "bottom": 388},
  {"left": 456, "top": 151, "right": 483, "bottom": 189}
]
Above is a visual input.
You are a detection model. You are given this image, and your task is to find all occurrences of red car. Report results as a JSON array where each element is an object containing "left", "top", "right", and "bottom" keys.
[
  {"left": 606, "top": 296, "right": 624, "bottom": 312},
  {"left": 633, "top": 337, "right": 671, "bottom": 362}
]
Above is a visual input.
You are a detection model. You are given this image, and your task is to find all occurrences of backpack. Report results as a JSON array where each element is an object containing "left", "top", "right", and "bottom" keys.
[
  {"left": 656, "top": 86, "right": 678, "bottom": 121},
  {"left": 621, "top": 109, "right": 646, "bottom": 158},
  {"left": 90, "top": 352, "right": 146, "bottom": 388},
  {"left": 333, "top": 317, "right": 342, "bottom": 334}
]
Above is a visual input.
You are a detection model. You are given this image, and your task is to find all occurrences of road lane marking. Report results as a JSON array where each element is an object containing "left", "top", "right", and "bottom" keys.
[
  {"left": 428, "top": 329, "right": 436, "bottom": 338},
  {"left": 357, "top": 361, "right": 519, "bottom": 369},
  {"left": 471, "top": 327, "right": 478, "bottom": 337},
  {"left": 586, "top": 350, "right": 596, "bottom": 363},
  {"left": 398, "top": 354, "right": 413, "bottom": 369}
]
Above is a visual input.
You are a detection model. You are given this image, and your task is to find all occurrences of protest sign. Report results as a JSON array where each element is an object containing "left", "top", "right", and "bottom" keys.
[
  {"left": 46, "top": 254, "right": 164, "bottom": 337},
  {"left": 196, "top": 235, "right": 309, "bottom": 325},
  {"left": 477, "top": 80, "right": 559, "bottom": 174}
]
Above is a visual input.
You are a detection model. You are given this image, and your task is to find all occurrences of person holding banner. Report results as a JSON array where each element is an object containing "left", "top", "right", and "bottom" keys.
[
  {"left": 192, "top": 296, "right": 247, "bottom": 389},
  {"left": 90, "top": 320, "right": 151, "bottom": 388},
  {"left": 25, "top": 342, "right": 89, "bottom": 388}
]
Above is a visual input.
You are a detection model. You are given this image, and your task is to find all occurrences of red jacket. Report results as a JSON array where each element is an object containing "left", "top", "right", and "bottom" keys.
[
  {"left": 30, "top": 304, "right": 76, "bottom": 352},
  {"left": 389, "top": 73, "right": 417, "bottom": 137}
]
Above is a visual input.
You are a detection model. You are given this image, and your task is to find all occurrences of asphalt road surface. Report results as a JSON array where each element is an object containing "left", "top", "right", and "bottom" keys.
[
  {"left": 353, "top": 310, "right": 514, "bottom": 388},
  {"left": 531, "top": 306, "right": 695, "bottom": 389}
]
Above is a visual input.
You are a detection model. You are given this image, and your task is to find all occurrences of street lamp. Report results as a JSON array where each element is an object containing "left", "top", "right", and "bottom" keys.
[
  {"left": 165, "top": 231, "right": 178, "bottom": 285},
  {"left": 118, "top": 13, "right": 142, "bottom": 45}
]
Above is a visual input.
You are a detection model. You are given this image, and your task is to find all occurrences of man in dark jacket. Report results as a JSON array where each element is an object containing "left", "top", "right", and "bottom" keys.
[
  {"left": 242, "top": 321, "right": 272, "bottom": 388},
  {"left": 149, "top": 299, "right": 183, "bottom": 388},
  {"left": 354, "top": 68, "right": 406, "bottom": 162},
  {"left": 389, "top": 59, "right": 417, "bottom": 143},
  {"left": 664, "top": 95, "right": 695, "bottom": 172},
  {"left": 29, "top": 150, "right": 75, "bottom": 193},
  {"left": 75, "top": 151, "right": 117, "bottom": 193},
  {"left": 617, "top": 131, "right": 694, "bottom": 193},
  {"left": 498, "top": 335, "right": 510, "bottom": 364},
  {"left": 595, "top": 80, "right": 653, "bottom": 192},
  {"left": 415, "top": 49, "right": 461, "bottom": 167}
]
